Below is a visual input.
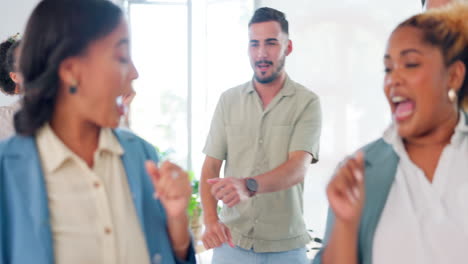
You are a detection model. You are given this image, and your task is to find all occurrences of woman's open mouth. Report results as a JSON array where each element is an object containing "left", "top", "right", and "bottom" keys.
[{"left": 392, "top": 95, "right": 415, "bottom": 122}]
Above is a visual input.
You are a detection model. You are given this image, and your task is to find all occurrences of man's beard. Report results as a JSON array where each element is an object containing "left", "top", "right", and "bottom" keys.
[{"left": 254, "top": 56, "right": 286, "bottom": 84}]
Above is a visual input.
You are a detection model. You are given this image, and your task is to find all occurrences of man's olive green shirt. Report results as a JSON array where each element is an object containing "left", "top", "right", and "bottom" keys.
[{"left": 203, "top": 76, "right": 322, "bottom": 252}]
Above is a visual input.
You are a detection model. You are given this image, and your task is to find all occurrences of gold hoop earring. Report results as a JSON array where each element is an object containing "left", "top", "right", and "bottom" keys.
[{"left": 448, "top": 88, "right": 457, "bottom": 103}]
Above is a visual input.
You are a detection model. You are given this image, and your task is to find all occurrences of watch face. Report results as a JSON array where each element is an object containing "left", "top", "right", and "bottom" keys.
[{"left": 246, "top": 178, "right": 258, "bottom": 192}]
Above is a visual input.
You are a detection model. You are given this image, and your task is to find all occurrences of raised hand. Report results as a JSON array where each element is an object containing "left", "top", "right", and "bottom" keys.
[
  {"left": 145, "top": 160, "right": 191, "bottom": 218},
  {"left": 326, "top": 152, "right": 365, "bottom": 225}
]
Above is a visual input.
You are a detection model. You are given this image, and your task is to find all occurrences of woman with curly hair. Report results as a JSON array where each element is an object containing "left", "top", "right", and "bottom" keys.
[
  {"left": 0, "top": 34, "right": 22, "bottom": 139},
  {"left": 314, "top": 2, "right": 468, "bottom": 264}
]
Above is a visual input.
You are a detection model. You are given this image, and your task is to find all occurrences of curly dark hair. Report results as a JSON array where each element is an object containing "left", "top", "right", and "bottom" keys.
[
  {"left": 0, "top": 38, "right": 20, "bottom": 95},
  {"left": 14, "top": 0, "right": 123, "bottom": 135}
]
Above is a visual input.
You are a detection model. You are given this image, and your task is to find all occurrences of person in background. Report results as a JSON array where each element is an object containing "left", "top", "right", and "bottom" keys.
[
  {"left": 200, "top": 7, "right": 322, "bottom": 264},
  {"left": 0, "top": 34, "right": 22, "bottom": 140},
  {"left": 314, "top": 2, "right": 468, "bottom": 264},
  {"left": 0, "top": 0, "right": 195, "bottom": 263}
]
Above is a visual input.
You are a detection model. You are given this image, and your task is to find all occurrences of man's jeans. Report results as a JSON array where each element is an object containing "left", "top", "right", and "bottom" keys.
[{"left": 212, "top": 243, "right": 309, "bottom": 264}]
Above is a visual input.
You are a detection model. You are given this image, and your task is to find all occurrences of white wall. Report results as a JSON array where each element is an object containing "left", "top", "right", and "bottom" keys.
[{"left": 0, "top": 0, "right": 38, "bottom": 106}]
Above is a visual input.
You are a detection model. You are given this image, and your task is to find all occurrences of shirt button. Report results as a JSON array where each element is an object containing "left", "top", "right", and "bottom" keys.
[
  {"left": 104, "top": 227, "right": 112, "bottom": 234},
  {"left": 94, "top": 182, "right": 100, "bottom": 188},
  {"left": 255, "top": 219, "right": 259, "bottom": 224},
  {"left": 259, "top": 139, "right": 263, "bottom": 144}
]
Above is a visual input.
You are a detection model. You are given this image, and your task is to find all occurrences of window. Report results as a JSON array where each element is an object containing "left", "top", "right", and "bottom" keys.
[
  {"left": 127, "top": 0, "right": 254, "bottom": 172},
  {"left": 192, "top": 0, "right": 254, "bottom": 175},
  {"left": 128, "top": 0, "right": 189, "bottom": 167}
]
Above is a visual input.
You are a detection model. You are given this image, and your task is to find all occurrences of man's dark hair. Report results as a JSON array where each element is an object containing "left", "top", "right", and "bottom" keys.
[{"left": 249, "top": 7, "right": 289, "bottom": 35}]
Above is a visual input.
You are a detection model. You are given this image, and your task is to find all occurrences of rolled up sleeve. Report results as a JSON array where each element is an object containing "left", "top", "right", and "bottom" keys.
[{"left": 203, "top": 95, "right": 227, "bottom": 161}]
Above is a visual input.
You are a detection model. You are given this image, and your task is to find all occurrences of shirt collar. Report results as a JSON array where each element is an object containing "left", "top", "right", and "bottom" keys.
[
  {"left": 382, "top": 122, "right": 405, "bottom": 158},
  {"left": 36, "top": 124, "right": 124, "bottom": 173},
  {"left": 451, "top": 110, "right": 468, "bottom": 144},
  {"left": 36, "top": 124, "right": 74, "bottom": 173},
  {"left": 97, "top": 127, "right": 124, "bottom": 156},
  {"left": 244, "top": 74, "right": 296, "bottom": 97},
  {"left": 455, "top": 110, "right": 468, "bottom": 133}
]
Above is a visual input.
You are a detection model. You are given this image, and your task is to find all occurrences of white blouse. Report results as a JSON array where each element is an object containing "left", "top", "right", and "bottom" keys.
[
  {"left": 36, "top": 124, "right": 150, "bottom": 264},
  {"left": 373, "top": 112, "right": 468, "bottom": 264}
]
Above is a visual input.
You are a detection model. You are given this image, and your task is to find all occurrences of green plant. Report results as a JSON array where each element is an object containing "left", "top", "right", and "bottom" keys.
[{"left": 187, "top": 170, "right": 202, "bottom": 220}]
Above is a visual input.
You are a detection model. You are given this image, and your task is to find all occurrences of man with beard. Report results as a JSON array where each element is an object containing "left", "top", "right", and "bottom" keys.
[{"left": 200, "top": 7, "right": 322, "bottom": 263}]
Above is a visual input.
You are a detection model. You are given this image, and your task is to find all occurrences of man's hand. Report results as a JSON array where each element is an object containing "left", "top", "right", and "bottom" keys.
[
  {"left": 207, "top": 178, "right": 250, "bottom": 207},
  {"left": 201, "top": 220, "right": 234, "bottom": 249},
  {"left": 146, "top": 160, "right": 191, "bottom": 218}
]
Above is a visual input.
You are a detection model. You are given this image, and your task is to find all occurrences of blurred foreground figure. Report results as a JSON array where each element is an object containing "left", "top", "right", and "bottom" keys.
[
  {"left": 314, "top": 3, "right": 468, "bottom": 264},
  {"left": 0, "top": 0, "right": 195, "bottom": 263}
]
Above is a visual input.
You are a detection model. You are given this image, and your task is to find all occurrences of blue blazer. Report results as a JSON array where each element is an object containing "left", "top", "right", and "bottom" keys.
[{"left": 0, "top": 129, "right": 196, "bottom": 264}]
